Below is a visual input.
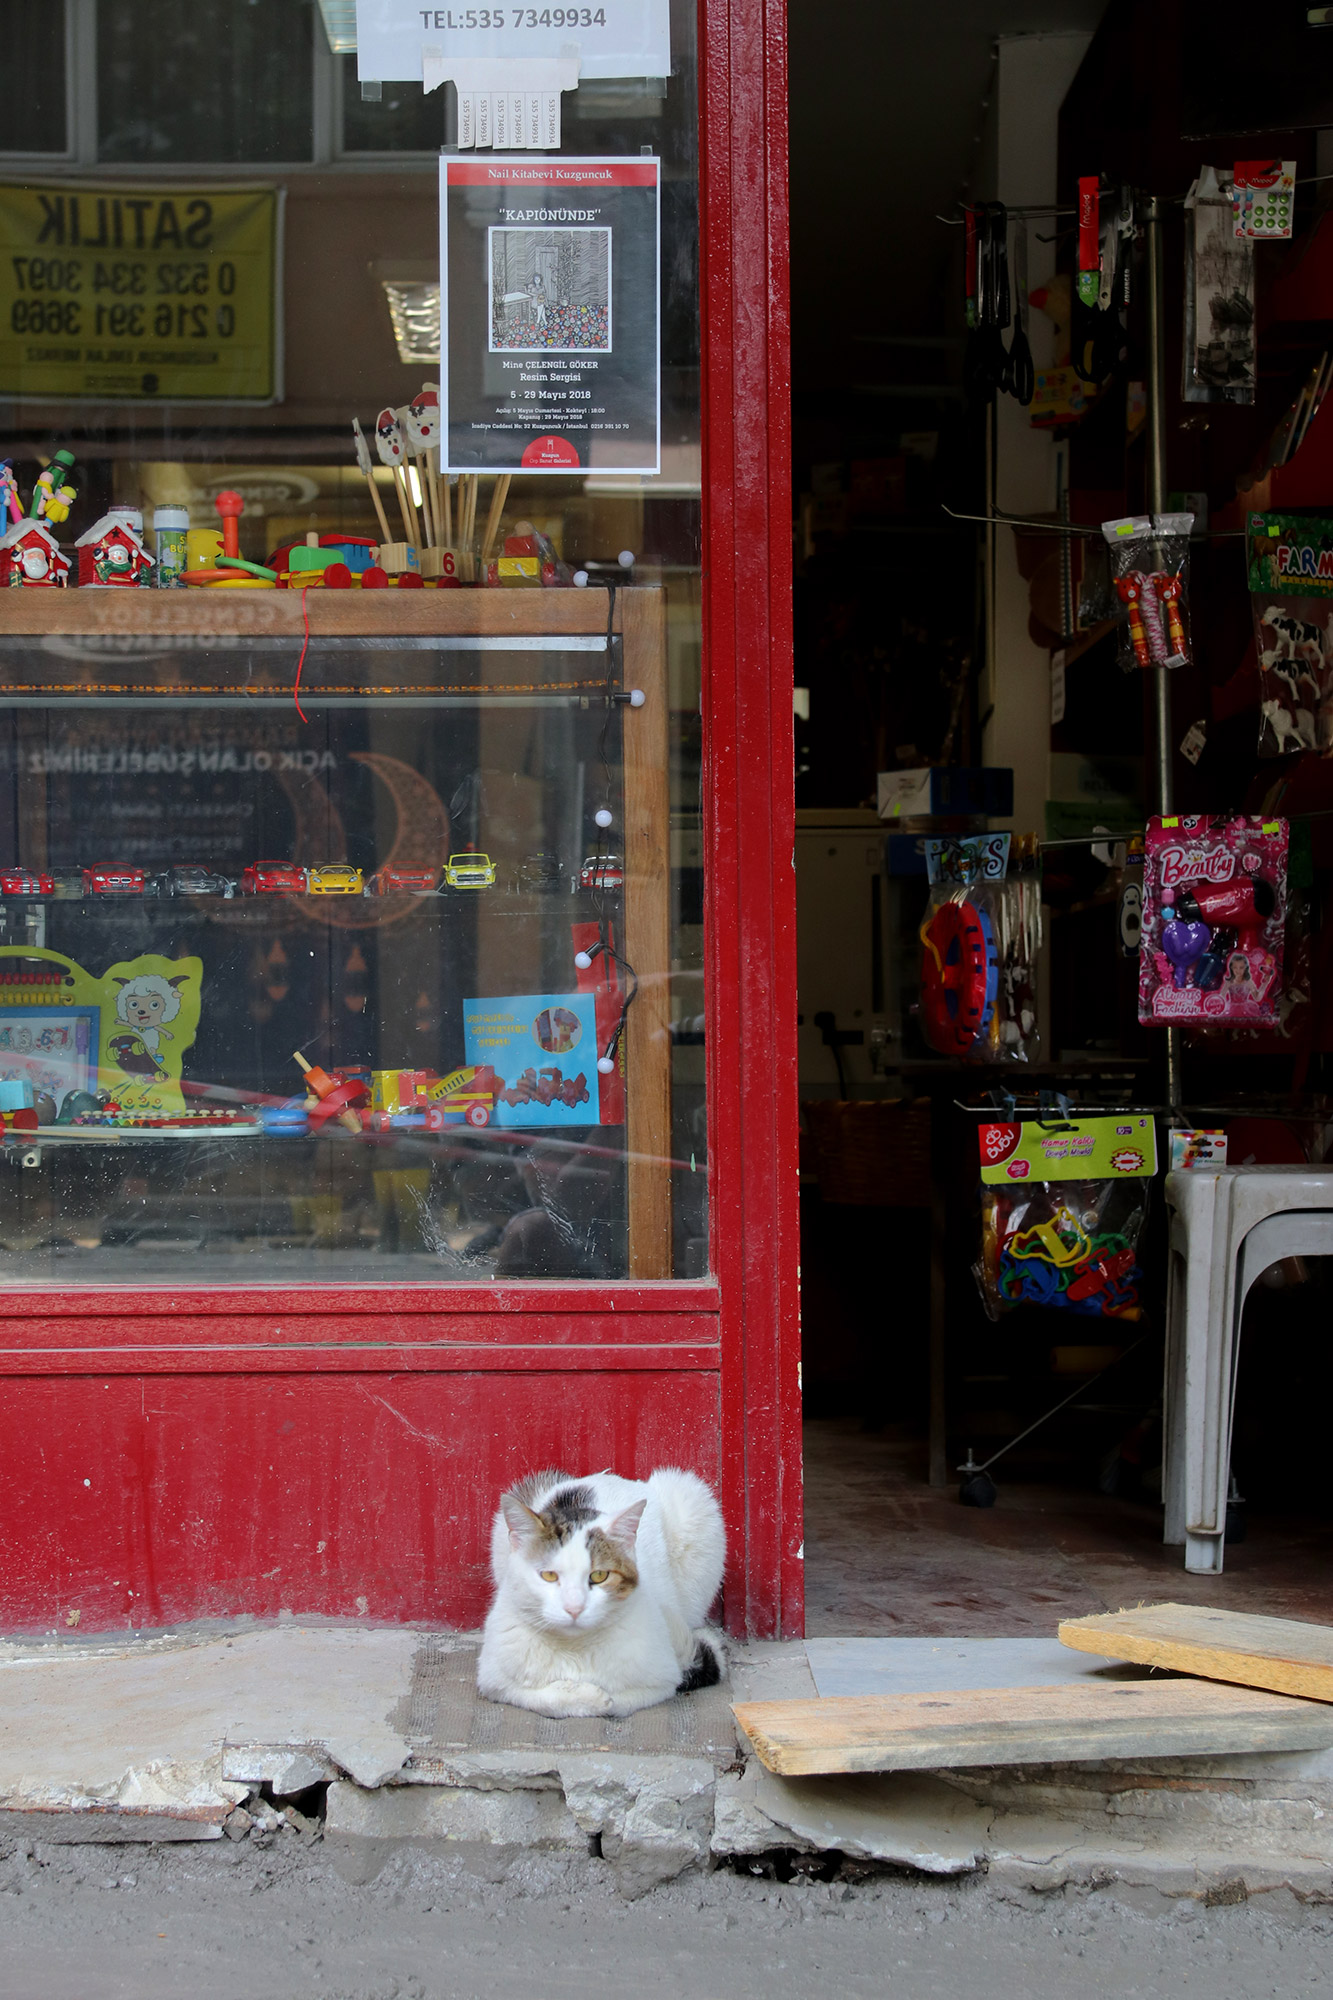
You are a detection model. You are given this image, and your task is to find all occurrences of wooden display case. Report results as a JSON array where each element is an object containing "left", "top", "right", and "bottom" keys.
[{"left": 0, "top": 586, "right": 672, "bottom": 1277}]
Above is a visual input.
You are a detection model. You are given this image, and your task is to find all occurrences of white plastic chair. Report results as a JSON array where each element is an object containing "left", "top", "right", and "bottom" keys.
[{"left": 1164, "top": 1165, "right": 1333, "bottom": 1572}]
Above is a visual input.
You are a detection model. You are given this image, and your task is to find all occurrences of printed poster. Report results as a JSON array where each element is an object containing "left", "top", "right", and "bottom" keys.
[
  {"left": 441, "top": 156, "right": 659, "bottom": 473},
  {"left": 464, "top": 991, "right": 600, "bottom": 1126}
]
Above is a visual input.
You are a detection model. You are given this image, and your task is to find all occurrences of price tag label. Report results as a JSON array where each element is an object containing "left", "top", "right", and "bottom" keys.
[{"left": 0, "top": 184, "right": 282, "bottom": 404}]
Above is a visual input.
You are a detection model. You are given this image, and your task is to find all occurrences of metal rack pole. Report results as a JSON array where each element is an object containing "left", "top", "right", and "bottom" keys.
[{"left": 1144, "top": 193, "right": 1183, "bottom": 1112}]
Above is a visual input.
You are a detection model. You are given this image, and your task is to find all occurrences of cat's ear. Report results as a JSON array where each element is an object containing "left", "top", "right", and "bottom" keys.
[
  {"left": 501, "top": 1491, "right": 544, "bottom": 1550},
  {"left": 606, "top": 1498, "right": 647, "bottom": 1550}
]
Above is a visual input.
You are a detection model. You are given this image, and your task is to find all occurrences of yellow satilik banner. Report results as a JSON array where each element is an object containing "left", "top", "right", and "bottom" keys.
[{"left": 0, "top": 184, "right": 282, "bottom": 403}]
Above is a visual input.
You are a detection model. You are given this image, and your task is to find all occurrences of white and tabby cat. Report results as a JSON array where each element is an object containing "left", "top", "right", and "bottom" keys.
[{"left": 477, "top": 1467, "right": 726, "bottom": 1718}]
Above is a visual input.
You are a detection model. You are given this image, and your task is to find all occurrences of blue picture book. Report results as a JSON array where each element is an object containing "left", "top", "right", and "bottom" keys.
[{"left": 463, "top": 992, "right": 600, "bottom": 1126}]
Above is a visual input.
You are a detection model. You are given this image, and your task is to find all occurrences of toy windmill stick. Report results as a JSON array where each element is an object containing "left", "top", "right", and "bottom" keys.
[
  {"left": 460, "top": 474, "right": 478, "bottom": 579},
  {"left": 353, "top": 419, "right": 393, "bottom": 544},
  {"left": 479, "top": 473, "right": 511, "bottom": 569},
  {"left": 439, "top": 459, "right": 453, "bottom": 547},
  {"left": 398, "top": 404, "right": 436, "bottom": 547},
  {"left": 403, "top": 388, "right": 444, "bottom": 548},
  {"left": 375, "top": 407, "right": 418, "bottom": 544}
]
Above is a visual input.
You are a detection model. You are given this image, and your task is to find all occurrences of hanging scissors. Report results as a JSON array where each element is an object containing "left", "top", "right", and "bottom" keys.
[{"left": 1002, "top": 216, "right": 1035, "bottom": 406}]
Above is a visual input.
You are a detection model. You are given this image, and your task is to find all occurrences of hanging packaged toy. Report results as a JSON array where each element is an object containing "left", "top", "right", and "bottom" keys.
[
  {"left": 975, "top": 1112, "right": 1156, "bottom": 1321},
  {"left": 1247, "top": 512, "right": 1333, "bottom": 754},
  {"left": 1183, "top": 167, "right": 1255, "bottom": 405},
  {"left": 1139, "top": 814, "right": 1288, "bottom": 1027},
  {"left": 917, "top": 834, "right": 1041, "bottom": 1062},
  {"left": 1101, "top": 513, "right": 1194, "bottom": 671}
]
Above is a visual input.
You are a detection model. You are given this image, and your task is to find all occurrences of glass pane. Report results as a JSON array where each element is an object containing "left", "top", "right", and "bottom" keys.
[
  {"left": 340, "top": 55, "right": 446, "bottom": 153},
  {"left": 2, "top": 2, "right": 66, "bottom": 155},
  {"left": 0, "top": 3, "right": 706, "bottom": 1286},
  {"left": 98, "top": 0, "right": 313, "bottom": 164}
]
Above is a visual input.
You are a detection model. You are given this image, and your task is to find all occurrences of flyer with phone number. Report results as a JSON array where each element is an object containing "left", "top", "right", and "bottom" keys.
[{"left": 440, "top": 155, "right": 660, "bottom": 474}]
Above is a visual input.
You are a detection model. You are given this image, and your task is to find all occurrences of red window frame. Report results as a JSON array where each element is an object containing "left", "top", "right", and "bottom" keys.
[{"left": 0, "top": 0, "right": 800, "bottom": 1640}]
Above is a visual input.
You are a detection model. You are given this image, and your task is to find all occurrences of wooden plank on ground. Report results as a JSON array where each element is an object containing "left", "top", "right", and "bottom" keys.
[
  {"left": 1060, "top": 1603, "right": 1333, "bottom": 1704},
  {"left": 731, "top": 1679, "right": 1333, "bottom": 1776}
]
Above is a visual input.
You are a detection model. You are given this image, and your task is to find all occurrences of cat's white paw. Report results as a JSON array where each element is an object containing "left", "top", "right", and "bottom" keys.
[{"left": 525, "top": 1681, "right": 616, "bottom": 1718}]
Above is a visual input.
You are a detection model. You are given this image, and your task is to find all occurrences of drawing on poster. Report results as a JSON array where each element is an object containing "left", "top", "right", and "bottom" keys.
[{"left": 488, "top": 228, "right": 611, "bottom": 354}]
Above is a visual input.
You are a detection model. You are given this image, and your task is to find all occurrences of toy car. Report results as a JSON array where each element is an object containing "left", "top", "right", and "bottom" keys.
[
  {"left": 444, "top": 850, "right": 497, "bottom": 889},
  {"left": 515, "top": 850, "right": 564, "bottom": 892},
  {"left": 423, "top": 1064, "right": 501, "bottom": 1128},
  {"left": 50, "top": 872, "right": 84, "bottom": 900},
  {"left": 0, "top": 869, "right": 54, "bottom": 897},
  {"left": 366, "top": 865, "right": 440, "bottom": 895},
  {"left": 241, "top": 860, "right": 308, "bottom": 895},
  {"left": 579, "top": 853, "right": 624, "bottom": 891},
  {"left": 307, "top": 863, "right": 364, "bottom": 895},
  {"left": 83, "top": 865, "right": 146, "bottom": 896},
  {"left": 152, "top": 864, "right": 233, "bottom": 899}
]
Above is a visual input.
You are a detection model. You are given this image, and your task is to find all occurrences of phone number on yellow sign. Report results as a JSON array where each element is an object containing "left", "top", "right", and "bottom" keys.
[{"left": 0, "top": 186, "right": 280, "bottom": 404}]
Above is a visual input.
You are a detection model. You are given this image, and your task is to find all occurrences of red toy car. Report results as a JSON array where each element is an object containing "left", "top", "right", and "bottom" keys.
[
  {"left": 0, "top": 869, "right": 54, "bottom": 897},
  {"left": 367, "top": 865, "right": 439, "bottom": 895},
  {"left": 579, "top": 853, "right": 624, "bottom": 891},
  {"left": 82, "top": 865, "right": 145, "bottom": 896},
  {"left": 241, "top": 860, "right": 308, "bottom": 895}
]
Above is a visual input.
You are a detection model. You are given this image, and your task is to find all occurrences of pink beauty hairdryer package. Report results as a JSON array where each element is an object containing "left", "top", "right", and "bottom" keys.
[{"left": 1139, "top": 815, "right": 1288, "bottom": 1027}]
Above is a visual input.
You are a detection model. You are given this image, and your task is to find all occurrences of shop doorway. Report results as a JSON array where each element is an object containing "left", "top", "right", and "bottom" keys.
[{"left": 788, "top": 0, "right": 1333, "bottom": 1635}]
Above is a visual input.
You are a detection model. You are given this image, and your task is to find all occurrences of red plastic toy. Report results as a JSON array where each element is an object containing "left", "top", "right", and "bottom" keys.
[
  {"left": 293, "top": 1052, "right": 367, "bottom": 1135},
  {"left": 919, "top": 899, "right": 995, "bottom": 1055}
]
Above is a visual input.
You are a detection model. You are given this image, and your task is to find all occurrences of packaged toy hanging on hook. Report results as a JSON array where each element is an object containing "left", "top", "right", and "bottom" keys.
[
  {"left": 975, "top": 1112, "right": 1157, "bottom": 1322},
  {"left": 1247, "top": 512, "right": 1333, "bottom": 755},
  {"left": 916, "top": 833, "right": 1041, "bottom": 1063},
  {"left": 1101, "top": 512, "right": 1194, "bottom": 671},
  {"left": 1139, "top": 814, "right": 1288, "bottom": 1027}
]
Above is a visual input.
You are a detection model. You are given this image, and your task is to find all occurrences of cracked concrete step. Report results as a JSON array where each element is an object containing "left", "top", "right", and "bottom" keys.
[{"left": 732, "top": 1678, "right": 1333, "bottom": 1776}]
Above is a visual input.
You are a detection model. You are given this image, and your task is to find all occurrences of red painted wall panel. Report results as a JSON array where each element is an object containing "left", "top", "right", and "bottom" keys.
[{"left": 0, "top": 1369, "right": 721, "bottom": 1634}]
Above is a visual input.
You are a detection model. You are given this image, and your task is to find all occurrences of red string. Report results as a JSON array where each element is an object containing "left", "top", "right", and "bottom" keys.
[{"left": 293, "top": 586, "right": 310, "bottom": 722}]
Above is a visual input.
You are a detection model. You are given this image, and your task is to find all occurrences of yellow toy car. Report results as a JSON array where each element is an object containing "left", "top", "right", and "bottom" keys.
[
  {"left": 307, "top": 863, "right": 364, "bottom": 895},
  {"left": 444, "top": 851, "right": 497, "bottom": 889}
]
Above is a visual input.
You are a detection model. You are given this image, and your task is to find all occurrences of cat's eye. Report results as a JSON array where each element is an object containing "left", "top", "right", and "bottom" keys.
[
  {"left": 539, "top": 1569, "right": 559, "bottom": 1582},
  {"left": 589, "top": 1569, "right": 610, "bottom": 1585}
]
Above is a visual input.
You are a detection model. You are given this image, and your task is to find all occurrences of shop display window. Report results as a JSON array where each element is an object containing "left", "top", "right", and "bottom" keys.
[{"left": 0, "top": 1, "right": 706, "bottom": 1288}]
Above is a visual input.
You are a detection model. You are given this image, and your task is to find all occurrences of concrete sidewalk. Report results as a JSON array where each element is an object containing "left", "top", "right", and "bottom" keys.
[{"left": 5, "top": 1621, "right": 1333, "bottom": 1901}]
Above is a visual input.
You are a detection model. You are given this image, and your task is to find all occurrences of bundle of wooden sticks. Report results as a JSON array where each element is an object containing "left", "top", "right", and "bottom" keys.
[{"left": 353, "top": 399, "right": 511, "bottom": 581}]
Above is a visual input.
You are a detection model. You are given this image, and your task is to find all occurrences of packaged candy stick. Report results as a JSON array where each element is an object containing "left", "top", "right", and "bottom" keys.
[
  {"left": 1101, "top": 513, "right": 1194, "bottom": 670},
  {"left": 1139, "top": 814, "right": 1288, "bottom": 1027},
  {"left": 974, "top": 1113, "right": 1156, "bottom": 1322}
]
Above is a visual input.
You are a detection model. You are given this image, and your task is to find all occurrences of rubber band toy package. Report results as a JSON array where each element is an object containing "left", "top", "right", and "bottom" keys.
[
  {"left": 975, "top": 1113, "right": 1157, "bottom": 1322},
  {"left": 1247, "top": 512, "right": 1333, "bottom": 754},
  {"left": 917, "top": 834, "right": 1042, "bottom": 1062},
  {"left": 1101, "top": 512, "right": 1194, "bottom": 671},
  {"left": 1139, "top": 814, "right": 1288, "bottom": 1027}
]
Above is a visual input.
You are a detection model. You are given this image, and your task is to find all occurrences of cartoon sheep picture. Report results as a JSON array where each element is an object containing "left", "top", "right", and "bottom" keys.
[{"left": 114, "top": 972, "right": 189, "bottom": 1058}]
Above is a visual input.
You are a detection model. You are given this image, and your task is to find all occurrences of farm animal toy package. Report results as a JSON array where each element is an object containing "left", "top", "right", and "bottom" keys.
[
  {"left": 1139, "top": 814, "right": 1288, "bottom": 1027},
  {"left": 1248, "top": 512, "right": 1333, "bottom": 754}
]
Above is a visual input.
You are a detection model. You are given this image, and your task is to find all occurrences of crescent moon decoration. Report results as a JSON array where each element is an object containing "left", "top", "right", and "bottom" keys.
[
  {"left": 204, "top": 764, "right": 349, "bottom": 932},
  {"left": 194, "top": 756, "right": 450, "bottom": 933},
  {"left": 340, "top": 751, "right": 453, "bottom": 932}
]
